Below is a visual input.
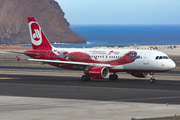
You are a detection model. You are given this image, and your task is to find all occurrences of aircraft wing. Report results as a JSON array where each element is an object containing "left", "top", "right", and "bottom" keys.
[
  {"left": 8, "top": 51, "right": 39, "bottom": 55},
  {"left": 28, "top": 59, "right": 112, "bottom": 68}
]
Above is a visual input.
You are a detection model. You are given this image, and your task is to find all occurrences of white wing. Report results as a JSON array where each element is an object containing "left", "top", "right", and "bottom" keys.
[{"left": 28, "top": 59, "right": 112, "bottom": 68}]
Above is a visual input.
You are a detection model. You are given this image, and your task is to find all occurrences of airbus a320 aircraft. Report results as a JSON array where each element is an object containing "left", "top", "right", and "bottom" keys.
[{"left": 17, "top": 17, "right": 176, "bottom": 83}]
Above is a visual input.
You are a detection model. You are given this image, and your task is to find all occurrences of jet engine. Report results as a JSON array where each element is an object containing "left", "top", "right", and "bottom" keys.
[
  {"left": 129, "top": 72, "right": 150, "bottom": 78},
  {"left": 88, "top": 67, "right": 109, "bottom": 79}
]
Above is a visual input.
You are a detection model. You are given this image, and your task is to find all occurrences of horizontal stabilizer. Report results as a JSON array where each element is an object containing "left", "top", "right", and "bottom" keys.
[{"left": 16, "top": 56, "right": 21, "bottom": 62}]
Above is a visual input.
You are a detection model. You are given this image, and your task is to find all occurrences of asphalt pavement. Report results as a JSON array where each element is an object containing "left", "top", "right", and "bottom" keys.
[{"left": 0, "top": 66, "right": 180, "bottom": 120}]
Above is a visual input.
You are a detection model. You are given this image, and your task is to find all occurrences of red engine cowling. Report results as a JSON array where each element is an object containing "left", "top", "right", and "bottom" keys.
[
  {"left": 130, "top": 72, "right": 150, "bottom": 78},
  {"left": 88, "top": 67, "right": 109, "bottom": 79}
]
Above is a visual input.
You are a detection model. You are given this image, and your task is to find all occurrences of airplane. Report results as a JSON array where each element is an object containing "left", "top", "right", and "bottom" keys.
[{"left": 16, "top": 17, "right": 176, "bottom": 83}]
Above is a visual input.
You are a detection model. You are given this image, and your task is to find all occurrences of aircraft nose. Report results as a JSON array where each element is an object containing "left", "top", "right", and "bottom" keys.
[{"left": 168, "top": 60, "right": 176, "bottom": 70}]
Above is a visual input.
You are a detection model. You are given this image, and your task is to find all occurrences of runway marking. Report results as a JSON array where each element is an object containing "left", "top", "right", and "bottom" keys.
[
  {"left": 0, "top": 103, "right": 164, "bottom": 119},
  {"left": 0, "top": 101, "right": 99, "bottom": 110},
  {"left": 0, "top": 77, "right": 16, "bottom": 80},
  {"left": 118, "top": 96, "right": 180, "bottom": 101}
]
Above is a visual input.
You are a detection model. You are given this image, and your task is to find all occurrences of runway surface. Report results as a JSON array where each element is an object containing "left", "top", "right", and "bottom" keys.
[
  {"left": 0, "top": 66, "right": 180, "bottom": 104},
  {"left": 1, "top": 66, "right": 180, "bottom": 119}
]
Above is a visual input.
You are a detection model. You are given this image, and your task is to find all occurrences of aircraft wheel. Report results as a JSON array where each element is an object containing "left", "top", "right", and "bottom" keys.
[
  {"left": 109, "top": 74, "right": 114, "bottom": 80},
  {"left": 150, "top": 78, "right": 155, "bottom": 83},
  {"left": 81, "top": 75, "right": 91, "bottom": 81},
  {"left": 114, "top": 74, "right": 118, "bottom": 80},
  {"left": 81, "top": 75, "right": 86, "bottom": 81},
  {"left": 86, "top": 75, "right": 91, "bottom": 81},
  {"left": 109, "top": 74, "right": 118, "bottom": 81}
]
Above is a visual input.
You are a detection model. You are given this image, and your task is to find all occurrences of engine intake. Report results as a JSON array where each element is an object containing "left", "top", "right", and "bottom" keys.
[{"left": 88, "top": 67, "right": 109, "bottom": 79}]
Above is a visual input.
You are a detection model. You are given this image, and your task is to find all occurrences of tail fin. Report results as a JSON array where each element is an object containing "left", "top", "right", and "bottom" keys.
[{"left": 27, "top": 17, "right": 52, "bottom": 50}]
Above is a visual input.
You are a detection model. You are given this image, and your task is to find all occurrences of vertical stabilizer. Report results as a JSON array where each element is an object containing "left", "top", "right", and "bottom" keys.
[{"left": 27, "top": 17, "right": 52, "bottom": 50}]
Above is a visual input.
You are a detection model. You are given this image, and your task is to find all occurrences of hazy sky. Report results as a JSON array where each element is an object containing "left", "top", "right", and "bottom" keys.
[{"left": 56, "top": 0, "right": 180, "bottom": 25}]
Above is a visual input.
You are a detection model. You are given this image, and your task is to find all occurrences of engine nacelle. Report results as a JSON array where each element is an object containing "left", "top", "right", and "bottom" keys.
[
  {"left": 88, "top": 67, "right": 109, "bottom": 79},
  {"left": 130, "top": 72, "right": 150, "bottom": 78}
]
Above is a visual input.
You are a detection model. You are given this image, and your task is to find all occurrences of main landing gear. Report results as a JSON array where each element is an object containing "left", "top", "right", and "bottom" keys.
[
  {"left": 81, "top": 68, "right": 91, "bottom": 81},
  {"left": 149, "top": 72, "right": 155, "bottom": 83},
  {"left": 109, "top": 73, "right": 118, "bottom": 81},
  {"left": 81, "top": 75, "right": 91, "bottom": 81}
]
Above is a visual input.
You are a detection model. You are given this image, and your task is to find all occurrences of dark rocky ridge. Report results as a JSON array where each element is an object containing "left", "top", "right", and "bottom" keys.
[{"left": 0, "top": 0, "right": 86, "bottom": 44}]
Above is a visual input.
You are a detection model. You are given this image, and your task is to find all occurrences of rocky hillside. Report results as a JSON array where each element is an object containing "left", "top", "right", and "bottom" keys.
[{"left": 0, "top": 0, "right": 86, "bottom": 44}]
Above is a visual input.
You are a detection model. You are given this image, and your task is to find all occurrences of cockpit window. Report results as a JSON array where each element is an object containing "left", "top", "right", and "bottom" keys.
[
  {"left": 155, "top": 56, "right": 169, "bottom": 60},
  {"left": 163, "top": 56, "right": 169, "bottom": 59}
]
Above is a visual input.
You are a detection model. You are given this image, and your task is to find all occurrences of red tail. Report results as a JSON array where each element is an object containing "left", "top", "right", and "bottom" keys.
[{"left": 27, "top": 17, "right": 52, "bottom": 50}]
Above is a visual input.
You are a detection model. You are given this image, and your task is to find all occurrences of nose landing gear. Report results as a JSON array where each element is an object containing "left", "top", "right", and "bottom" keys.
[{"left": 149, "top": 72, "right": 155, "bottom": 83}]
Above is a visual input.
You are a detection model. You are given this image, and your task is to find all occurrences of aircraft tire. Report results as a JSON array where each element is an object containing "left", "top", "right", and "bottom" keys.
[
  {"left": 81, "top": 75, "right": 91, "bottom": 81},
  {"left": 109, "top": 74, "right": 118, "bottom": 81},
  {"left": 114, "top": 74, "right": 118, "bottom": 80},
  {"left": 150, "top": 78, "right": 155, "bottom": 83}
]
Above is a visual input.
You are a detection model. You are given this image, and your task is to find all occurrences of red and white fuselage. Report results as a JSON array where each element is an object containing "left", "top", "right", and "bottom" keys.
[{"left": 24, "top": 17, "right": 176, "bottom": 82}]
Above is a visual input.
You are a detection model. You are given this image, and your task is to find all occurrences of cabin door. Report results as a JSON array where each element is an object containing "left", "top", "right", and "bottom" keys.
[{"left": 143, "top": 52, "right": 150, "bottom": 65}]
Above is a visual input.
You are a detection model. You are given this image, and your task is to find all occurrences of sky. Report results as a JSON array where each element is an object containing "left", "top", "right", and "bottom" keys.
[{"left": 56, "top": 0, "right": 180, "bottom": 25}]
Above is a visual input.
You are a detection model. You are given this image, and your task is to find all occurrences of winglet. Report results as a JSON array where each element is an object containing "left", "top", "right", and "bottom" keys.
[{"left": 16, "top": 56, "right": 21, "bottom": 62}]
